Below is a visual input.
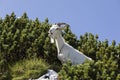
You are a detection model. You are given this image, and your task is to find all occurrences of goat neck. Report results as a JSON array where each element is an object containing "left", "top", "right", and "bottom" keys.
[{"left": 55, "top": 34, "right": 65, "bottom": 53}]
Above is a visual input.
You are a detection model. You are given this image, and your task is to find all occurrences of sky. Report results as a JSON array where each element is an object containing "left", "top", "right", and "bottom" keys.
[{"left": 0, "top": 0, "right": 120, "bottom": 44}]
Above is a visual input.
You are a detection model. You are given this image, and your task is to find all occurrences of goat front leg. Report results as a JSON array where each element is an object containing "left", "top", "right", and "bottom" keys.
[{"left": 57, "top": 53, "right": 67, "bottom": 64}]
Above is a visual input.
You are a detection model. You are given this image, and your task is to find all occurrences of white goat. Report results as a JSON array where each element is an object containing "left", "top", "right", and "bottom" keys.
[{"left": 48, "top": 23, "right": 92, "bottom": 65}]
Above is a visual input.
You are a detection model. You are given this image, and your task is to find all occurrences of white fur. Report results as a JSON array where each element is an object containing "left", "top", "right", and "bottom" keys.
[{"left": 48, "top": 23, "right": 92, "bottom": 65}]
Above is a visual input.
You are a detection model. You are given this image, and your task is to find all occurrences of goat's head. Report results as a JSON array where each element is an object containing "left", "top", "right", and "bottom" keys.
[{"left": 48, "top": 22, "right": 69, "bottom": 43}]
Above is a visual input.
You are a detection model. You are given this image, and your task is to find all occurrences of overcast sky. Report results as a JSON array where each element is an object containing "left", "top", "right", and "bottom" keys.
[{"left": 0, "top": 0, "right": 120, "bottom": 44}]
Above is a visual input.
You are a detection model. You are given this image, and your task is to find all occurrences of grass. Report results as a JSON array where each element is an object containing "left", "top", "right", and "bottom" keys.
[{"left": 9, "top": 58, "right": 49, "bottom": 80}]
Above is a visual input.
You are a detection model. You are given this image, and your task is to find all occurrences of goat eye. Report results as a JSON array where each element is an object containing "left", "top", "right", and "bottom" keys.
[{"left": 50, "top": 30, "right": 52, "bottom": 32}]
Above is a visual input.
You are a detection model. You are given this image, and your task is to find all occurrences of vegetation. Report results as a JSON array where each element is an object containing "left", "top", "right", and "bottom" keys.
[
  {"left": 10, "top": 58, "right": 49, "bottom": 80},
  {"left": 0, "top": 12, "right": 120, "bottom": 80}
]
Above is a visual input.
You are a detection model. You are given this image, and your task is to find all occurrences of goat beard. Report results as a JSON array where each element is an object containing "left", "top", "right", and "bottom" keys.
[{"left": 51, "top": 37, "right": 54, "bottom": 43}]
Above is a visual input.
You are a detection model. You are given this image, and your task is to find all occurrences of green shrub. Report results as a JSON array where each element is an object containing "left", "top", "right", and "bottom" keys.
[
  {"left": 10, "top": 58, "right": 49, "bottom": 80},
  {"left": 59, "top": 59, "right": 119, "bottom": 80}
]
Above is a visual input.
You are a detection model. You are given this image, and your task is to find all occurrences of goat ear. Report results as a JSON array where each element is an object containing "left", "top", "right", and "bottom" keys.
[
  {"left": 56, "top": 27, "right": 64, "bottom": 30},
  {"left": 56, "top": 28, "right": 59, "bottom": 30}
]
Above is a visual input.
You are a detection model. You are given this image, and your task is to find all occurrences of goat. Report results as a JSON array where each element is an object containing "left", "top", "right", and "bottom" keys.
[{"left": 48, "top": 23, "right": 92, "bottom": 65}]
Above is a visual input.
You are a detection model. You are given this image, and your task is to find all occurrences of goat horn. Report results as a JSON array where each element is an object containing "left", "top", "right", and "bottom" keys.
[{"left": 56, "top": 22, "right": 69, "bottom": 27}]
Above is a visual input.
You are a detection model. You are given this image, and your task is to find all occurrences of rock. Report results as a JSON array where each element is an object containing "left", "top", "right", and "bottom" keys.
[{"left": 32, "top": 69, "right": 58, "bottom": 80}]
